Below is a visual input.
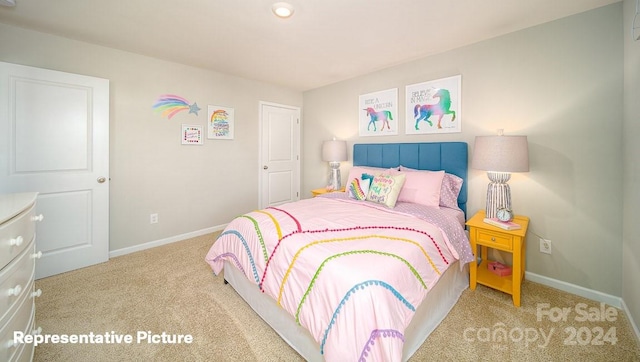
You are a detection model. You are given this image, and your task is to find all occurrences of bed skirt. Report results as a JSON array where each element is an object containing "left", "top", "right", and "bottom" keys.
[{"left": 222, "top": 260, "right": 469, "bottom": 361}]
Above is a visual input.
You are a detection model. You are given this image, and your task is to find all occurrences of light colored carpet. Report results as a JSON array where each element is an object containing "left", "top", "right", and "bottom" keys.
[{"left": 33, "top": 233, "right": 640, "bottom": 361}]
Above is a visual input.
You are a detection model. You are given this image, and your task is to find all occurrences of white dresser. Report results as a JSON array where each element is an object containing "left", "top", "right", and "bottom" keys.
[{"left": 0, "top": 193, "right": 42, "bottom": 362}]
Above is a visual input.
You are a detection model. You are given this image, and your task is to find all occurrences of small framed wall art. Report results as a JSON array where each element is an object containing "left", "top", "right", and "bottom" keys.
[
  {"left": 208, "top": 105, "right": 235, "bottom": 140},
  {"left": 181, "top": 124, "right": 203, "bottom": 145}
]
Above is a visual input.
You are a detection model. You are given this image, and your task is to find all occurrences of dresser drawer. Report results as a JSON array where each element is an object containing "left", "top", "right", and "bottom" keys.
[
  {"left": 11, "top": 334, "right": 28, "bottom": 362},
  {"left": 0, "top": 278, "right": 35, "bottom": 362},
  {"left": 0, "top": 202, "right": 36, "bottom": 269},
  {"left": 0, "top": 238, "right": 35, "bottom": 325},
  {"left": 476, "top": 229, "right": 514, "bottom": 251}
]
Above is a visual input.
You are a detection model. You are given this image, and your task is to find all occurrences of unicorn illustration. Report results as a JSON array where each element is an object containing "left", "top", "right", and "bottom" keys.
[
  {"left": 364, "top": 107, "right": 393, "bottom": 132},
  {"left": 413, "top": 88, "right": 456, "bottom": 130}
]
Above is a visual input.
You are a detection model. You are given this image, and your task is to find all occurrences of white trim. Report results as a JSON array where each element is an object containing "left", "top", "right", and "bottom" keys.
[
  {"left": 525, "top": 271, "right": 640, "bottom": 343},
  {"left": 621, "top": 298, "right": 640, "bottom": 343},
  {"left": 525, "top": 271, "right": 621, "bottom": 308},
  {"left": 109, "top": 224, "right": 227, "bottom": 258}
]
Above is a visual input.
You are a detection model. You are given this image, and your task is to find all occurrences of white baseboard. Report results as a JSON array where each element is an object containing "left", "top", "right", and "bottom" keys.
[
  {"left": 109, "top": 224, "right": 226, "bottom": 258},
  {"left": 526, "top": 271, "right": 640, "bottom": 343},
  {"left": 525, "top": 271, "right": 621, "bottom": 308},
  {"left": 621, "top": 298, "right": 640, "bottom": 343}
]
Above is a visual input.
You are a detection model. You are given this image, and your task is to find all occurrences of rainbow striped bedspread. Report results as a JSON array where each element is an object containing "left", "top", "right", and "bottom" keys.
[{"left": 205, "top": 195, "right": 472, "bottom": 361}]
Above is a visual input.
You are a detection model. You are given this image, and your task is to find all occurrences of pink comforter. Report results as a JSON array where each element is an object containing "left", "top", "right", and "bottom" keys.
[{"left": 205, "top": 196, "right": 471, "bottom": 361}]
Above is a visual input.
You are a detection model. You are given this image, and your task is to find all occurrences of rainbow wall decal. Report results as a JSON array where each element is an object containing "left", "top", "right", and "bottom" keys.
[{"left": 152, "top": 94, "right": 201, "bottom": 119}]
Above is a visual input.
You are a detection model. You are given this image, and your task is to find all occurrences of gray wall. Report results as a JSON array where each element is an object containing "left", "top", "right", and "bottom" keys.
[
  {"left": 622, "top": 0, "right": 640, "bottom": 330},
  {"left": 303, "top": 4, "right": 624, "bottom": 296},
  {"left": 0, "top": 22, "right": 303, "bottom": 251}
]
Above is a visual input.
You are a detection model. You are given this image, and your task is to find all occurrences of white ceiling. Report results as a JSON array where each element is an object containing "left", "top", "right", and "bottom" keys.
[{"left": 0, "top": 0, "right": 620, "bottom": 91}]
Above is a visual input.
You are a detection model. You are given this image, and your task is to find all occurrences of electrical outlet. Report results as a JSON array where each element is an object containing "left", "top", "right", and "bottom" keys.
[
  {"left": 150, "top": 213, "right": 158, "bottom": 224},
  {"left": 539, "top": 238, "right": 552, "bottom": 254}
]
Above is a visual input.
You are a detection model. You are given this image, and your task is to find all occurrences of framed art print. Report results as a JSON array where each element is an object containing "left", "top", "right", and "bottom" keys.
[
  {"left": 405, "top": 75, "right": 461, "bottom": 134},
  {"left": 181, "top": 124, "right": 203, "bottom": 145},
  {"left": 358, "top": 88, "right": 398, "bottom": 136},
  {"left": 208, "top": 105, "right": 234, "bottom": 140}
]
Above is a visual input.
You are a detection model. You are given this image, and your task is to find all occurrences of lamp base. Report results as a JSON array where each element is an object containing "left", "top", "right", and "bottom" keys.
[
  {"left": 485, "top": 172, "right": 511, "bottom": 218},
  {"left": 328, "top": 162, "right": 342, "bottom": 190}
]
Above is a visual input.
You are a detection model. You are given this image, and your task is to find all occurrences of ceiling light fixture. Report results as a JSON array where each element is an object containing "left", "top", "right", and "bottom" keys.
[{"left": 272, "top": 2, "right": 294, "bottom": 19}]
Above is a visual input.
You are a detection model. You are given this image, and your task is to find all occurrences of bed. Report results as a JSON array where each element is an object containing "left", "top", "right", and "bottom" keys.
[{"left": 205, "top": 142, "right": 472, "bottom": 361}]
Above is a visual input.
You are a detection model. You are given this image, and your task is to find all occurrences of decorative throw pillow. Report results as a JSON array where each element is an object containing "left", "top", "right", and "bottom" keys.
[
  {"left": 348, "top": 173, "right": 374, "bottom": 200},
  {"left": 396, "top": 170, "right": 445, "bottom": 208},
  {"left": 366, "top": 173, "right": 406, "bottom": 208},
  {"left": 345, "top": 166, "right": 395, "bottom": 190}
]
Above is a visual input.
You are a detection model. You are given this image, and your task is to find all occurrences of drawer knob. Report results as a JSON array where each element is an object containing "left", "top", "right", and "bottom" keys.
[
  {"left": 8, "top": 284, "right": 22, "bottom": 296},
  {"left": 491, "top": 237, "right": 496, "bottom": 242},
  {"left": 32, "top": 214, "right": 44, "bottom": 222},
  {"left": 9, "top": 235, "right": 24, "bottom": 247},
  {"left": 32, "top": 289, "right": 43, "bottom": 298},
  {"left": 32, "top": 251, "right": 43, "bottom": 259}
]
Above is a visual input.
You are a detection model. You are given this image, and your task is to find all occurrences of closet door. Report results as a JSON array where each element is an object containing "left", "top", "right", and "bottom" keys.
[
  {"left": 259, "top": 102, "right": 300, "bottom": 208},
  {"left": 0, "top": 61, "right": 110, "bottom": 278}
]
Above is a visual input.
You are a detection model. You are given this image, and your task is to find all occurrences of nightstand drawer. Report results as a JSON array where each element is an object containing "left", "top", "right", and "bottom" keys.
[{"left": 476, "top": 229, "right": 513, "bottom": 251}]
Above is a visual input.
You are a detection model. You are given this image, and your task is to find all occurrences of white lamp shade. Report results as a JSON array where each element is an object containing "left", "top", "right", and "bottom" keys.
[
  {"left": 472, "top": 135, "right": 529, "bottom": 173},
  {"left": 322, "top": 140, "right": 347, "bottom": 162}
]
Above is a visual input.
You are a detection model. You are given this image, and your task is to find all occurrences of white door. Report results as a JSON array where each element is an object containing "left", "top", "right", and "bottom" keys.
[
  {"left": 0, "top": 62, "right": 109, "bottom": 279},
  {"left": 259, "top": 102, "right": 300, "bottom": 208}
]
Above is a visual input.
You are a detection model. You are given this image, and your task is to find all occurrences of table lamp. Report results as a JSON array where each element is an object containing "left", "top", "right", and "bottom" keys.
[
  {"left": 472, "top": 132, "right": 529, "bottom": 218},
  {"left": 322, "top": 139, "right": 347, "bottom": 190}
]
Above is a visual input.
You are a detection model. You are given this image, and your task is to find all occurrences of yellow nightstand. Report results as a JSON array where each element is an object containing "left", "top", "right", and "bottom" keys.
[
  {"left": 466, "top": 210, "right": 529, "bottom": 307},
  {"left": 311, "top": 187, "right": 345, "bottom": 197}
]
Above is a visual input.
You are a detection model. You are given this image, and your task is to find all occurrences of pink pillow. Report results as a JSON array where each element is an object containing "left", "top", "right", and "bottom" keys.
[
  {"left": 440, "top": 173, "right": 463, "bottom": 209},
  {"left": 399, "top": 166, "right": 463, "bottom": 209},
  {"left": 395, "top": 170, "right": 445, "bottom": 207}
]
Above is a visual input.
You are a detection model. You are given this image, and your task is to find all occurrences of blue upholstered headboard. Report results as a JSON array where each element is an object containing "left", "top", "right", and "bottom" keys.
[{"left": 353, "top": 142, "right": 468, "bottom": 216}]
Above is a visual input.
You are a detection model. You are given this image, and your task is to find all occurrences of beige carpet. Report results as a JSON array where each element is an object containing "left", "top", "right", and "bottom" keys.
[{"left": 33, "top": 233, "right": 640, "bottom": 362}]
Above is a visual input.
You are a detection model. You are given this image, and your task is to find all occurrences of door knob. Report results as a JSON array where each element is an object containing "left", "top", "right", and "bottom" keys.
[
  {"left": 97, "top": 177, "right": 106, "bottom": 183},
  {"left": 263, "top": 166, "right": 268, "bottom": 170}
]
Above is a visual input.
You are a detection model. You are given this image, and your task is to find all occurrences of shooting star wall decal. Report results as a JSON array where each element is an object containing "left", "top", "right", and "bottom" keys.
[{"left": 152, "top": 94, "right": 201, "bottom": 119}]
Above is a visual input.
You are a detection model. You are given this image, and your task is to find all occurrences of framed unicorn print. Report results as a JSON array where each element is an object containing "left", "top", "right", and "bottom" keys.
[
  {"left": 405, "top": 75, "right": 461, "bottom": 134},
  {"left": 358, "top": 88, "right": 398, "bottom": 136}
]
